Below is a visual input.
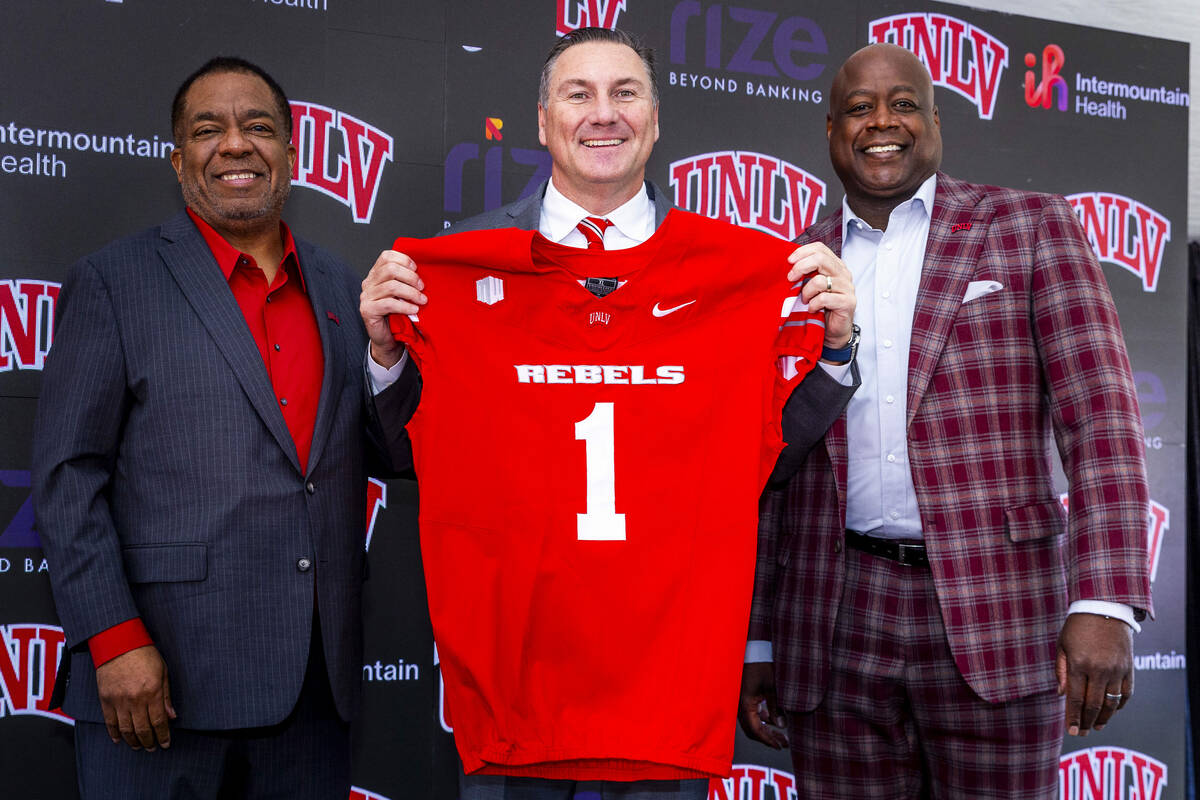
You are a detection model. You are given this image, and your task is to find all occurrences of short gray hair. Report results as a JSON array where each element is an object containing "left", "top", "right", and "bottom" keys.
[{"left": 538, "top": 27, "right": 659, "bottom": 108}]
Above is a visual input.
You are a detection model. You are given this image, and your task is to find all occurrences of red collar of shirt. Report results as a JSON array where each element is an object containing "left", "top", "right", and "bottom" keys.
[{"left": 186, "top": 208, "right": 306, "bottom": 292}]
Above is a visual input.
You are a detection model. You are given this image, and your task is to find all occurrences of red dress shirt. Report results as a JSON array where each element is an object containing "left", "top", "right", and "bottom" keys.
[{"left": 87, "top": 209, "right": 324, "bottom": 667}]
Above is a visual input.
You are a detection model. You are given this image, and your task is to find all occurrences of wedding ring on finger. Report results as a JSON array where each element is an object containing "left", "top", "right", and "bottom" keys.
[{"left": 825, "top": 275, "right": 833, "bottom": 292}]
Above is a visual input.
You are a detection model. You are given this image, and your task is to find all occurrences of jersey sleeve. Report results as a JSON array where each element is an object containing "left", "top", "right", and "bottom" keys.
[
  {"left": 386, "top": 236, "right": 433, "bottom": 359},
  {"left": 774, "top": 276, "right": 825, "bottom": 382}
]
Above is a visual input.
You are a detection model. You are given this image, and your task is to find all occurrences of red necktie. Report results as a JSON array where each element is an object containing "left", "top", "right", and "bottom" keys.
[{"left": 576, "top": 216, "right": 613, "bottom": 250}]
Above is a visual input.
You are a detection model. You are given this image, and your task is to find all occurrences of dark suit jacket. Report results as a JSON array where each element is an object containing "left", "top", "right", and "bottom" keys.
[
  {"left": 376, "top": 179, "right": 859, "bottom": 472},
  {"left": 751, "top": 173, "right": 1152, "bottom": 710},
  {"left": 33, "top": 210, "right": 374, "bottom": 729}
]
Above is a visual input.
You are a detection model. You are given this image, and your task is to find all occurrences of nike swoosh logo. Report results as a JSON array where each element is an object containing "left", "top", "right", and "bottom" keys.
[{"left": 652, "top": 300, "right": 696, "bottom": 317}]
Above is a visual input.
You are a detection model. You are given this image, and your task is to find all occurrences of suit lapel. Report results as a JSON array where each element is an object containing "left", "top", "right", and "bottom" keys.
[
  {"left": 158, "top": 212, "right": 302, "bottom": 473},
  {"left": 506, "top": 185, "right": 548, "bottom": 230},
  {"left": 905, "top": 174, "right": 992, "bottom": 425},
  {"left": 296, "top": 242, "right": 344, "bottom": 475},
  {"left": 647, "top": 180, "right": 673, "bottom": 226},
  {"left": 810, "top": 212, "right": 851, "bottom": 496}
]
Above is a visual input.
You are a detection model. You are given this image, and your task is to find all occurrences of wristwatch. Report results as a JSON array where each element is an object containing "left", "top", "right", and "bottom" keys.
[{"left": 821, "top": 324, "right": 860, "bottom": 364}]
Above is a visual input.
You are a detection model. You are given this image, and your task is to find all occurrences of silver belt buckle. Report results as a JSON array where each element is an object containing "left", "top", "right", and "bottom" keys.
[{"left": 896, "top": 542, "right": 924, "bottom": 566}]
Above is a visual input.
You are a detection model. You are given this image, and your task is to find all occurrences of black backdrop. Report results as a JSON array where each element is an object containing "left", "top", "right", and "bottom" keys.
[{"left": 0, "top": 2, "right": 1189, "bottom": 798}]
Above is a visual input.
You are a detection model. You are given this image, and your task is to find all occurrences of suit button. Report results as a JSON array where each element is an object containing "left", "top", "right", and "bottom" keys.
[
  {"left": 297, "top": 558, "right": 312, "bottom": 572},
  {"left": 305, "top": 481, "right": 315, "bottom": 495},
  {"left": 834, "top": 539, "right": 843, "bottom": 553}
]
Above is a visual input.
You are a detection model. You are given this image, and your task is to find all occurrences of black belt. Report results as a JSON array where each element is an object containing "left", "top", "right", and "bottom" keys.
[{"left": 844, "top": 529, "right": 929, "bottom": 568}]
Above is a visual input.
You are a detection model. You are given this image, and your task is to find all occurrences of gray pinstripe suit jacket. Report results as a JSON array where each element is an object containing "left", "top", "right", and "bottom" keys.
[{"left": 33, "top": 210, "right": 374, "bottom": 729}]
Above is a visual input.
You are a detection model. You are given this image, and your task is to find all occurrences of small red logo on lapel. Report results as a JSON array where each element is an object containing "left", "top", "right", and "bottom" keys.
[
  {"left": 951, "top": 222, "right": 972, "bottom": 233},
  {"left": 326, "top": 311, "right": 340, "bottom": 325}
]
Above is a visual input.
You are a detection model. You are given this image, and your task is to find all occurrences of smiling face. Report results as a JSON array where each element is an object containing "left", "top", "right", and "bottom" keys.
[
  {"left": 170, "top": 70, "right": 296, "bottom": 238},
  {"left": 537, "top": 40, "right": 660, "bottom": 214},
  {"left": 827, "top": 44, "right": 942, "bottom": 228}
]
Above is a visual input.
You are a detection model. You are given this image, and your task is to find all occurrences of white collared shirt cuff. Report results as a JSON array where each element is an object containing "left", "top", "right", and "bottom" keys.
[
  {"left": 819, "top": 360, "right": 854, "bottom": 385},
  {"left": 745, "top": 640, "right": 773, "bottom": 663},
  {"left": 366, "top": 346, "right": 408, "bottom": 396},
  {"left": 1068, "top": 600, "right": 1141, "bottom": 633}
]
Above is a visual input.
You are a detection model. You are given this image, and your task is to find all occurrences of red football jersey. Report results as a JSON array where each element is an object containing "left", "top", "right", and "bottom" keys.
[{"left": 390, "top": 210, "right": 823, "bottom": 780}]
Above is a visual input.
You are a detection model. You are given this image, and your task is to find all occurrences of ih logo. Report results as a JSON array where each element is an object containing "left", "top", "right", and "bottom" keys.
[
  {"left": 868, "top": 13, "right": 1008, "bottom": 120},
  {"left": 708, "top": 764, "right": 797, "bottom": 800},
  {"left": 1066, "top": 192, "right": 1170, "bottom": 292},
  {"left": 364, "top": 477, "right": 387, "bottom": 552},
  {"left": 444, "top": 125, "right": 552, "bottom": 217},
  {"left": 669, "top": 151, "right": 826, "bottom": 240},
  {"left": 556, "top": 0, "right": 626, "bottom": 36},
  {"left": 0, "top": 279, "right": 60, "bottom": 373},
  {"left": 288, "top": 101, "right": 393, "bottom": 224},
  {"left": 1059, "top": 495, "right": 1169, "bottom": 582},
  {"left": 0, "top": 624, "right": 70, "bottom": 724},
  {"left": 1025, "top": 44, "right": 1068, "bottom": 111},
  {"left": 1059, "top": 747, "right": 1167, "bottom": 800}
]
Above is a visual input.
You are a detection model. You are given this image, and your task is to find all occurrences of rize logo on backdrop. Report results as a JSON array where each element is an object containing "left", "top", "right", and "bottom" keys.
[
  {"left": 556, "top": 0, "right": 626, "bottom": 36},
  {"left": 0, "top": 279, "right": 59, "bottom": 373},
  {"left": 0, "top": 624, "right": 70, "bottom": 725},
  {"left": 868, "top": 13, "right": 1008, "bottom": 120},
  {"left": 1025, "top": 44, "right": 1068, "bottom": 111},
  {"left": 668, "top": 151, "right": 826, "bottom": 240},
  {"left": 288, "top": 101, "right": 393, "bottom": 224},
  {"left": 1060, "top": 747, "right": 1167, "bottom": 800},
  {"left": 1058, "top": 494, "right": 1169, "bottom": 583},
  {"left": 668, "top": 2, "right": 827, "bottom": 104},
  {"left": 1066, "top": 192, "right": 1170, "bottom": 292},
  {"left": 444, "top": 121, "right": 552, "bottom": 219},
  {"left": 0, "top": 470, "right": 37, "bottom": 548}
]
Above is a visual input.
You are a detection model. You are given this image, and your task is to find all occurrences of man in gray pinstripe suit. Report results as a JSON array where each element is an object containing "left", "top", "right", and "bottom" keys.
[{"left": 33, "top": 57, "right": 387, "bottom": 799}]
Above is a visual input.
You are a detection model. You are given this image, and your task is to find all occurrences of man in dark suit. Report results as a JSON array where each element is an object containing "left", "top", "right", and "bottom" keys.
[
  {"left": 33, "top": 57, "right": 382, "bottom": 799},
  {"left": 359, "top": 27, "right": 859, "bottom": 800},
  {"left": 738, "top": 43, "right": 1151, "bottom": 799}
]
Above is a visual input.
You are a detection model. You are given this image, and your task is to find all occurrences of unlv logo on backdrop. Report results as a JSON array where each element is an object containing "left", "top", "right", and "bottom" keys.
[
  {"left": 556, "top": 0, "right": 626, "bottom": 36},
  {"left": 0, "top": 279, "right": 59, "bottom": 373},
  {"left": 0, "top": 624, "right": 70, "bottom": 724},
  {"left": 1066, "top": 192, "right": 1170, "bottom": 292},
  {"left": 709, "top": 763, "right": 797, "bottom": 800},
  {"left": 669, "top": 151, "right": 826, "bottom": 240},
  {"left": 364, "top": 477, "right": 387, "bottom": 552},
  {"left": 1059, "top": 494, "right": 1169, "bottom": 582},
  {"left": 868, "top": 13, "right": 1008, "bottom": 120},
  {"left": 350, "top": 788, "right": 392, "bottom": 800},
  {"left": 1059, "top": 747, "right": 1167, "bottom": 800},
  {"left": 289, "top": 101, "right": 394, "bottom": 224},
  {"left": 1145, "top": 500, "right": 1169, "bottom": 582}
]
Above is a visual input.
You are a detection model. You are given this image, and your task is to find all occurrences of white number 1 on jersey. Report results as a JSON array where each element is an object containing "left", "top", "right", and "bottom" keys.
[{"left": 574, "top": 402, "right": 627, "bottom": 541}]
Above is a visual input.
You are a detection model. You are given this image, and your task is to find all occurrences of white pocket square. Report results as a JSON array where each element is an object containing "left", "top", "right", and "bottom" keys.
[{"left": 962, "top": 280, "right": 1003, "bottom": 304}]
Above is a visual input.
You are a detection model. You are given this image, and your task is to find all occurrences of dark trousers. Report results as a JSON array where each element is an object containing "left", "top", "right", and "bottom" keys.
[
  {"left": 786, "top": 546, "right": 1063, "bottom": 800},
  {"left": 75, "top": 619, "right": 350, "bottom": 800}
]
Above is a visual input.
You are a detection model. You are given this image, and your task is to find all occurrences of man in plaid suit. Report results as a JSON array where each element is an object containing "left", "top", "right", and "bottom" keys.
[{"left": 738, "top": 43, "right": 1152, "bottom": 798}]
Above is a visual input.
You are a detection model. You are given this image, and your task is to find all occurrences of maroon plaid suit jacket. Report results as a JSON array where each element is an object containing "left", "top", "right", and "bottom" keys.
[{"left": 750, "top": 173, "right": 1152, "bottom": 710}]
